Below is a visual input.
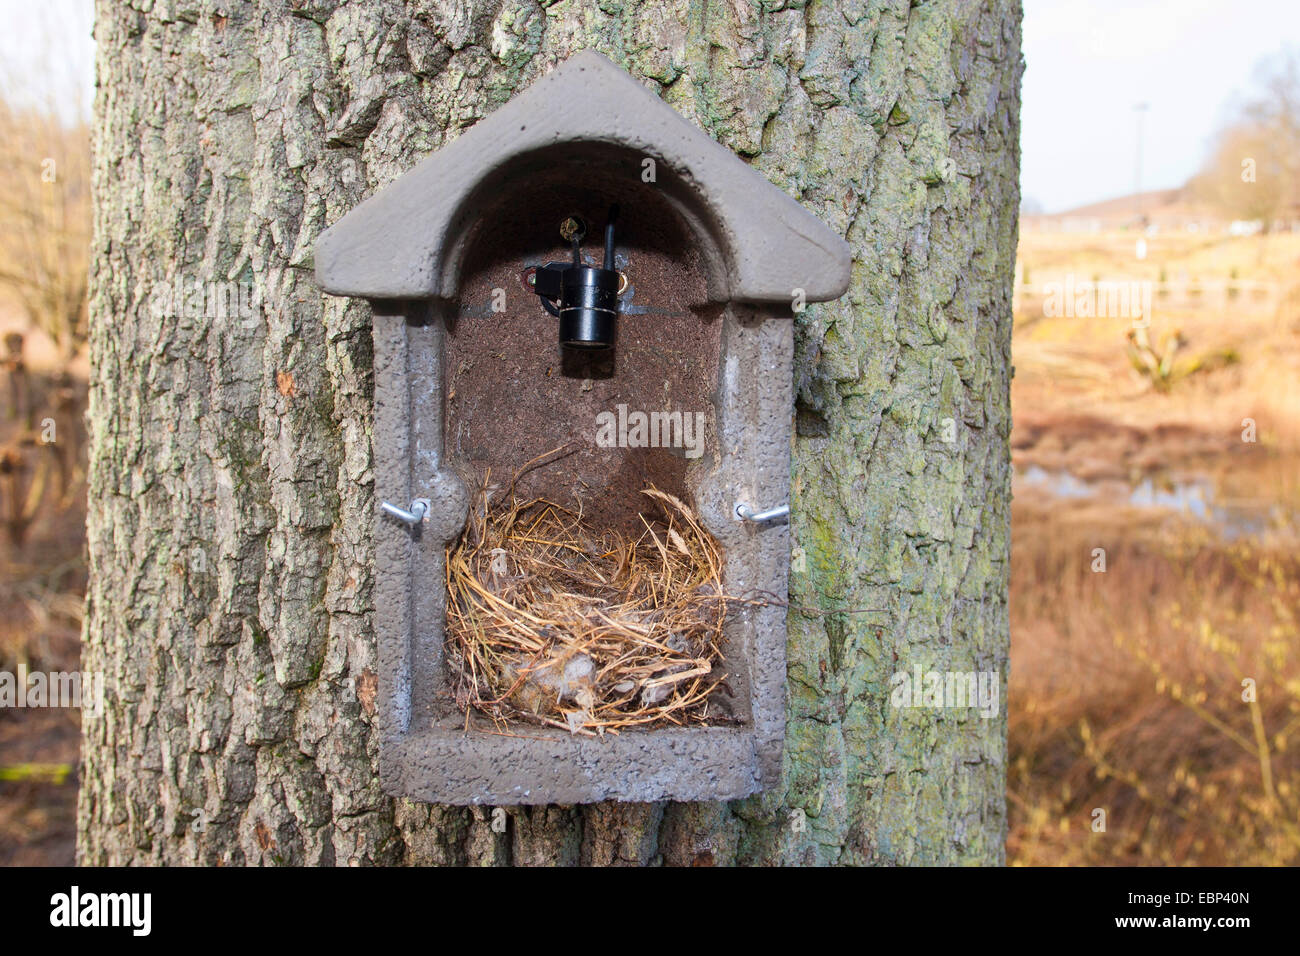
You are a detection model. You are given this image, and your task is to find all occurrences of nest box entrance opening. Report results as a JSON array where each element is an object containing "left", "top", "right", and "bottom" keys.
[
  {"left": 444, "top": 140, "right": 724, "bottom": 534},
  {"left": 441, "top": 140, "right": 739, "bottom": 734}
]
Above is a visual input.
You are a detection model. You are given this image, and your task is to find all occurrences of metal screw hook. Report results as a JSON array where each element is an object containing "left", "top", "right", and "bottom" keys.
[
  {"left": 735, "top": 502, "right": 790, "bottom": 523},
  {"left": 381, "top": 498, "right": 430, "bottom": 526}
]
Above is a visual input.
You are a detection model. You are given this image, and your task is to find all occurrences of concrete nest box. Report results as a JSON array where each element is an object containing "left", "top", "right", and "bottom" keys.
[{"left": 316, "top": 50, "right": 850, "bottom": 805}]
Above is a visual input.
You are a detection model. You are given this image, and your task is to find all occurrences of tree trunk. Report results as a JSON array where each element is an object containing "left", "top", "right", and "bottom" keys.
[{"left": 80, "top": 0, "right": 1020, "bottom": 866}]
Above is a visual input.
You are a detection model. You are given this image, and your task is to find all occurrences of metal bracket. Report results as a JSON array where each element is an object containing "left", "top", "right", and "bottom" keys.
[
  {"left": 381, "top": 498, "right": 430, "bottom": 526},
  {"left": 735, "top": 502, "right": 790, "bottom": 523}
]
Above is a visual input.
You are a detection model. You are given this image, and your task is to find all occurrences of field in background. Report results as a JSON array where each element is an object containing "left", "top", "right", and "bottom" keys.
[
  {"left": 0, "top": 312, "right": 85, "bottom": 866},
  {"left": 1008, "top": 228, "right": 1300, "bottom": 865},
  {"left": 0, "top": 30, "right": 91, "bottom": 864}
]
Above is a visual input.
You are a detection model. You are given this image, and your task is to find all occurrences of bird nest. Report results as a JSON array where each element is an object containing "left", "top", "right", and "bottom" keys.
[{"left": 444, "top": 478, "right": 730, "bottom": 735}]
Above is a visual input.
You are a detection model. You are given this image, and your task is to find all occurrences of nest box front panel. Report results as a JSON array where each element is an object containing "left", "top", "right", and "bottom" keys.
[{"left": 314, "top": 51, "right": 852, "bottom": 806}]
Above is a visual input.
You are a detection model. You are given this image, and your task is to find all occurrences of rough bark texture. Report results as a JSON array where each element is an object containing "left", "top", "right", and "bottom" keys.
[{"left": 81, "top": 0, "right": 1020, "bottom": 865}]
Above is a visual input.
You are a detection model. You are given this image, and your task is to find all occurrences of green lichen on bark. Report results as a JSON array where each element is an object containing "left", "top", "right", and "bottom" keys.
[{"left": 81, "top": 0, "right": 1020, "bottom": 865}]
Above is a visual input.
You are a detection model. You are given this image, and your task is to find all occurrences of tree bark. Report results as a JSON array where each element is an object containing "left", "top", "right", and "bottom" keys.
[{"left": 81, "top": 0, "right": 1020, "bottom": 865}]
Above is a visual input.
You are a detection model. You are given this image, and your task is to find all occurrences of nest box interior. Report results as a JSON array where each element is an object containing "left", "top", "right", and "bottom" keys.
[{"left": 444, "top": 140, "right": 724, "bottom": 535}]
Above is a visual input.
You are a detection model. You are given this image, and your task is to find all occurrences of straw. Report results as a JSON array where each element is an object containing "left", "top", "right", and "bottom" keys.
[{"left": 444, "top": 472, "right": 730, "bottom": 735}]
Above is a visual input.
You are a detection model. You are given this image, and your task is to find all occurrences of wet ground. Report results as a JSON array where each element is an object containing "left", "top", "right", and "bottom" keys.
[{"left": 1014, "top": 463, "right": 1293, "bottom": 540}]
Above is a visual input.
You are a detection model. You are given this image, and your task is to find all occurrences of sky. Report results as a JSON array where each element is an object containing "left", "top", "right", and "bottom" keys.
[
  {"left": 1022, "top": 0, "right": 1300, "bottom": 212},
  {"left": 0, "top": 0, "right": 1297, "bottom": 214},
  {"left": 0, "top": 0, "right": 94, "bottom": 121}
]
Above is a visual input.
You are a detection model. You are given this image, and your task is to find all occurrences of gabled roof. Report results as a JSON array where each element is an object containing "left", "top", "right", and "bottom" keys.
[{"left": 315, "top": 50, "right": 850, "bottom": 305}]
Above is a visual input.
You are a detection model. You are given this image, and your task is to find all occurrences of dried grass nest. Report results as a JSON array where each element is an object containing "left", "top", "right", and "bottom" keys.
[{"left": 445, "top": 476, "right": 732, "bottom": 735}]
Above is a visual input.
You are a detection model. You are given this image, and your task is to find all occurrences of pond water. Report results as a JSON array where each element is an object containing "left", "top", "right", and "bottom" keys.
[{"left": 1015, "top": 464, "right": 1287, "bottom": 539}]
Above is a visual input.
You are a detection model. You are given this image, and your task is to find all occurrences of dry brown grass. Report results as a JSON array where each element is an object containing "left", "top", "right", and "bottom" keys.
[
  {"left": 1009, "top": 509, "right": 1300, "bottom": 865},
  {"left": 445, "top": 470, "right": 732, "bottom": 735},
  {"left": 0, "top": 358, "right": 85, "bottom": 868},
  {"left": 1009, "top": 229, "right": 1300, "bottom": 866}
]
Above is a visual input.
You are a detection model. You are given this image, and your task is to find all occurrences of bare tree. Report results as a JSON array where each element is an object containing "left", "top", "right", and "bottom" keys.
[
  {"left": 1192, "top": 50, "right": 1300, "bottom": 229},
  {"left": 0, "top": 1, "right": 92, "bottom": 359}
]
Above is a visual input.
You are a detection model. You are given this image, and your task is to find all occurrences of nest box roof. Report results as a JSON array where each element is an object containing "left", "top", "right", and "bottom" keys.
[{"left": 315, "top": 50, "right": 851, "bottom": 305}]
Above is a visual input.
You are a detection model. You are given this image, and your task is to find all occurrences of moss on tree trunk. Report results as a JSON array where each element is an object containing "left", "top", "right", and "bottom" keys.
[{"left": 80, "top": 0, "right": 1021, "bottom": 865}]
